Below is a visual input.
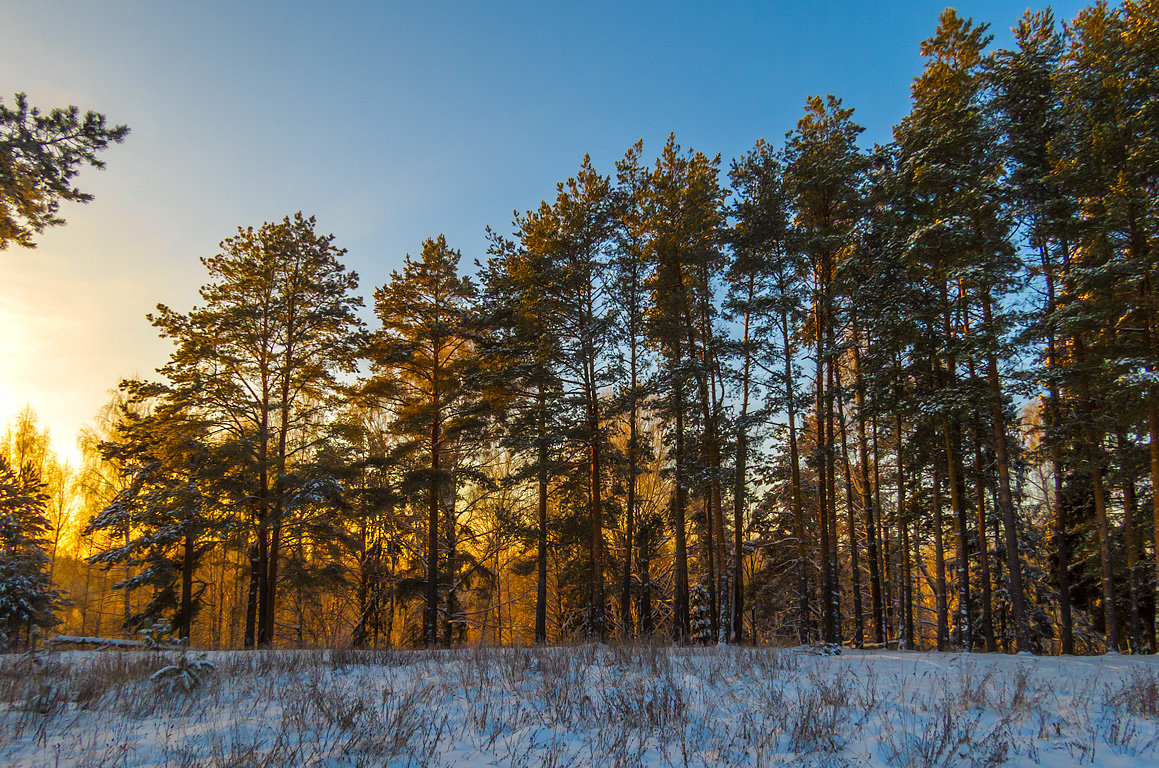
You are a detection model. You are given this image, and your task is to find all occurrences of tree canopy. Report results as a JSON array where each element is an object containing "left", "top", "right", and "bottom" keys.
[{"left": 0, "top": 92, "right": 127, "bottom": 250}]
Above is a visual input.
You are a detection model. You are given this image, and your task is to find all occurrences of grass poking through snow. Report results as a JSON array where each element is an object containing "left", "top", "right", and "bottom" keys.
[{"left": 2, "top": 645, "right": 1158, "bottom": 767}]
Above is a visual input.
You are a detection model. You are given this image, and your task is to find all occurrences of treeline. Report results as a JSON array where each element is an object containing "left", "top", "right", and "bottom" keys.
[{"left": 2, "top": 2, "right": 1156, "bottom": 654}]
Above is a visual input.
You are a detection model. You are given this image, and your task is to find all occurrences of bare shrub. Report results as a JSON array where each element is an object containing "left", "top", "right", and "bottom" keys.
[{"left": 1107, "top": 668, "right": 1159, "bottom": 719}]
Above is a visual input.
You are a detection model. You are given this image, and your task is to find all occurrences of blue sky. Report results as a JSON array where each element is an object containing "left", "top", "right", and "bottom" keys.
[{"left": 1, "top": 0, "right": 1090, "bottom": 459}]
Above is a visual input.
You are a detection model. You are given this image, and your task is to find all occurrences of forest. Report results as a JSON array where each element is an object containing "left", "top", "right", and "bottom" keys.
[{"left": 2, "top": 1, "right": 1157, "bottom": 656}]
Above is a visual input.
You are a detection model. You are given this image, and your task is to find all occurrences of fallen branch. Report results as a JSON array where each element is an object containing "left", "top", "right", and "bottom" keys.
[{"left": 46, "top": 635, "right": 187, "bottom": 651}]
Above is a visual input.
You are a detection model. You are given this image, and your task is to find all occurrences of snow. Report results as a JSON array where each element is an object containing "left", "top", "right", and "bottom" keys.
[
  {"left": 2, "top": 645, "right": 1159, "bottom": 767},
  {"left": 46, "top": 635, "right": 185, "bottom": 650}
]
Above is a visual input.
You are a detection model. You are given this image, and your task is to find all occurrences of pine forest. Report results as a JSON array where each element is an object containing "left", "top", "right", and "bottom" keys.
[{"left": 6, "top": 1, "right": 1159, "bottom": 660}]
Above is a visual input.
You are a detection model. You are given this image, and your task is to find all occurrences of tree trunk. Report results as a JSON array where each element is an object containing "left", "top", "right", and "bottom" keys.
[
  {"left": 254, "top": 383, "right": 271, "bottom": 648},
  {"left": 972, "top": 423, "right": 996, "bottom": 653},
  {"left": 835, "top": 363, "right": 863, "bottom": 648},
  {"left": 1151, "top": 392, "right": 1159, "bottom": 650},
  {"left": 733, "top": 426, "right": 745, "bottom": 644},
  {"left": 686, "top": 318, "right": 722, "bottom": 642},
  {"left": 443, "top": 464, "right": 460, "bottom": 647},
  {"left": 932, "top": 463, "right": 949, "bottom": 651},
  {"left": 941, "top": 287, "right": 970, "bottom": 650},
  {"left": 815, "top": 266, "right": 835, "bottom": 644},
  {"left": 896, "top": 372, "right": 915, "bottom": 650},
  {"left": 852, "top": 330, "right": 885, "bottom": 645},
  {"left": 816, "top": 345, "right": 833, "bottom": 644},
  {"left": 673, "top": 368, "right": 690, "bottom": 644},
  {"left": 732, "top": 279, "right": 753, "bottom": 643},
  {"left": 588, "top": 385, "right": 605, "bottom": 642},
  {"left": 1151, "top": 393, "right": 1159, "bottom": 650},
  {"left": 1118, "top": 430, "right": 1143, "bottom": 652},
  {"left": 621, "top": 362, "right": 637, "bottom": 640},
  {"left": 639, "top": 543, "right": 653, "bottom": 637},
  {"left": 1042, "top": 241, "right": 1073, "bottom": 654},
  {"left": 825, "top": 325, "right": 841, "bottom": 643},
  {"left": 1092, "top": 457, "right": 1119, "bottom": 650},
  {"left": 579, "top": 292, "right": 606, "bottom": 643},
  {"left": 536, "top": 388, "right": 548, "bottom": 645},
  {"left": 244, "top": 540, "right": 259, "bottom": 648},
  {"left": 426, "top": 401, "right": 440, "bottom": 648},
  {"left": 943, "top": 419, "right": 971, "bottom": 650},
  {"left": 898, "top": 430, "right": 914, "bottom": 650},
  {"left": 782, "top": 304, "right": 810, "bottom": 644},
  {"left": 179, "top": 530, "right": 194, "bottom": 641}
]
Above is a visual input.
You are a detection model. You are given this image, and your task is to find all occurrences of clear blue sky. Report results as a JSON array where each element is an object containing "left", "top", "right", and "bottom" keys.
[{"left": 1, "top": 0, "right": 1090, "bottom": 458}]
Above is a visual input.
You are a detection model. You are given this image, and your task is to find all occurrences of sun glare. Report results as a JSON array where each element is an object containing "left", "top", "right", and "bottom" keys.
[{"left": 0, "top": 383, "right": 22, "bottom": 433}]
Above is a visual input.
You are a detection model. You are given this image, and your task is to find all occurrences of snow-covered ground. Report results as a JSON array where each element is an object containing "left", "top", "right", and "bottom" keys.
[{"left": 2, "top": 644, "right": 1158, "bottom": 767}]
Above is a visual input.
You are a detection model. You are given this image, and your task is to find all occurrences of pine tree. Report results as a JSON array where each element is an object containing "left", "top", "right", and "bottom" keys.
[
  {"left": 85, "top": 383, "right": 225, "bottom": 640},
  {"left": 728, "top": 138, "right": 796, "bottom": 643},
  {"left": 150, "top": 212, "right": 363, "bottom": 647},
  {"left": 339, "top": 402, "right": 409, "bottom": 649},
  {"left": 895, "top": 8, "right": 1032, "bottom": 651},
  {"left": 0, "top": 455, "right": 64, "bottom": 650},
  {"left": 0, "top": 92, "right": 128, "bottom": 249},
  {"left": 610, "top": 141, "right": 655, "bottom": 640},
  {"left": 367, "top": 235, "right": 482, "bottom": 648},
  {"left": 641, "top": 134, "right": 728, "bottom": 644},
  {"left": 519, "top": 156, "right": 617, "bottom": 641},
  {"left": 992, "top": 8, "right": 1077, "bottom": 653},
  {"left": 477, "top": 228, "right": 567, "bottom": 645},
  {"left": 1050, "top": 0, "right": 1159, "bottom": 650},
  {"left": 784, "top": 95, "right": 867, "bottom": 644}
]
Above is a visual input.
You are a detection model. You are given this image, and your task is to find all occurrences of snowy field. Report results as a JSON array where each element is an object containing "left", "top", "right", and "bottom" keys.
[{"left": 2, "top": 644, "right": 1159, "bottom": 767}]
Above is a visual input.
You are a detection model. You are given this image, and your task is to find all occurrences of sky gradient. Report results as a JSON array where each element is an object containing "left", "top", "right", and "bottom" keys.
[{"left": 1, "top": 0, "right": 1089, "bottom": 461}]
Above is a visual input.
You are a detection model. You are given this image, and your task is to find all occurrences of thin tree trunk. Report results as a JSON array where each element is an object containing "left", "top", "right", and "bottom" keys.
[
  {"left": 621, "top": 363, "right": 637, "bottom": 640},
  {"left": 1118, "top": 430, "right": 1143, "bottom": 652},
  {"left": 852, "top": 326, "right": 885, "bottom": 645},
  {"left": 732, "top": 427, "right": 745, "bottom": 643},
  {"left": 639, "top": 543, "right": 653, "bottom": 637},
  {"left": 972, "top": 422, "right": 996, "bottom": 653},
  {"left": 444, "top": 494, "right": 459, "bottom": 646},
  {"left": 942, "top": 286, "right": 970, "bottom": 650},
  {"left": 816, "top": 307, "right": 833, "bottom": 644},
  {"left": 782, "top": 304, "right": 810, "bottom": 644},
  {"left": 254, "top": 382, "right": 271, "bottom": 648},
  {"left": 673, "top": 366, "right": 690, "bottom": 644},
  {"left": 733, "top": 277, "right": 753, "bottom": 643},
  {"left": 426, "top": 395, "right": 440, "bottom": 648},
  {"left": 932, "top": 463, "right": 949, "bottom": 652},
  {"left": 944, "top": 420, "right": 972, "bottom": 650},
  {"left": 588, "top": 375, "right": 605, "bottom": 642},
  {"left": 895, "top": 366, "right": 915, "bottom": 650},
  {"left": 898, "top": 426, "right": 914, "bottom": 650},
  {"left": 1041, "top": 241, "right": 1074, "bottom": 654},
  {"left": 835, "top": 362, "right": 864, "bottom": 648},
  {"left": 1151, "top": 391, "right": 1159, "bottom": 650},
  {"left": 1092, "top": 456, "right": 1119, "bottom": 650},
  {"left": 536, "top": 388, "right": 548, "bottom": 645},
  {"left": 687, "top": 323, "right": 722, "bottom": 642},
  {"left": 179, "top": 531, "right": 194, "bottom": 641},
  {"left": 496, "top": 552, "right": 503, "bottom": 646},
  {"left": 873, "top": 415, "right": 894, "bottom": 643},
  {"left": 825, "top": 325, "right": 841, "bottom": 643},
  {"left": 1150, "top": 392, "right": 1159, "bottom": 649},
  {"left": 245, "top": 539, "right": 260, "bottom": 648},
  {"left": 1141, "top": 265, "right": 1159, "bottom": 648}
]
